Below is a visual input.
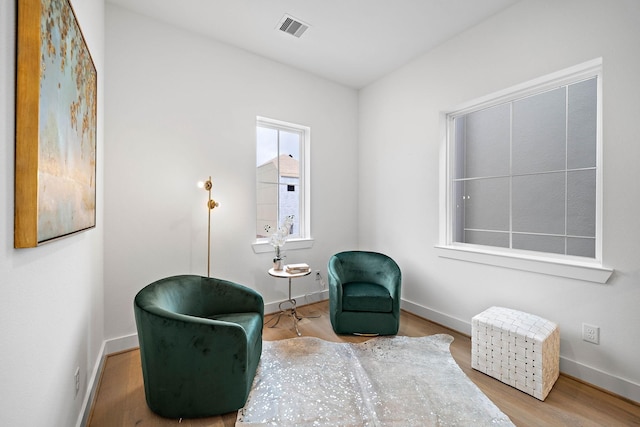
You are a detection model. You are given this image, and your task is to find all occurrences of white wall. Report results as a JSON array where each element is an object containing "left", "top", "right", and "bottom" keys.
[
  {"left": 359, "top": 0, "right": 640, "bottom": 401},
  {"left": 0, "top": 0, "right": 105, "bottom": 425},
  {"left": 104, "top": 5, "right": 359, "bottom": 341}
]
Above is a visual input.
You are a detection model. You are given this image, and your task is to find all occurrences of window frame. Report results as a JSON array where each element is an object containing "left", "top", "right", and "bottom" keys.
[
  {"left": 436, "top": 58, "right": 612, "bottom": 283},
  {"left": 253, "top": 116, "right": 313, "bottom": 253}
]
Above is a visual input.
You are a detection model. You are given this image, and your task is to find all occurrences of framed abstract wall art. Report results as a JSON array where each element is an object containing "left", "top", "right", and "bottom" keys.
[{"left": 15, "top": 0, "right": 97, "bottom": 248}]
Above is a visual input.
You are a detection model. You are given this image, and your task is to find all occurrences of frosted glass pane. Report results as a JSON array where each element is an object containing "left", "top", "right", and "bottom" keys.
[
  {"left": 463, "top": 104, "right": 510, "bottom": 178},
  {"left": 568, "top": 78, "right": 597, "bottom": 169},
  {"left": 464, "top": 230, "right": 509, "bottom": 248},
  {"left": 567, "top": 237, "right": 596, "bottom": 258},
  {"left": 463, "top": 178, "right": 509, "bottom": 231},
  {"left": 513, "top": 173, "right": 565, "bottom": 234},
  {"left": 567, "top": 170, "right": 596, "bottom": 237},
  {"left": 513, "top": 234, "right": 565, "bottom": 254},
  {"left": 453, "top": 181, "right": 465, "bottom": 242},
  {"left": 453, "top": 117, "right": 466, "bottom": 180},
  {"left": 513, "top": 88, "right": 566, "bottom": 174}
]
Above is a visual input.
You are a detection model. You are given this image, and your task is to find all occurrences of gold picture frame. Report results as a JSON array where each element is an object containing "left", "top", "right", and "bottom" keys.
[{"left": 15, "top": 0, "right": 97, "bottom": 248}]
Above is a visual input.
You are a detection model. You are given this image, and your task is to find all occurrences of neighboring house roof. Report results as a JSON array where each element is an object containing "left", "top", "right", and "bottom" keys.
[{"left": 258, "top": 154, "right": 299, "bottom": 178}]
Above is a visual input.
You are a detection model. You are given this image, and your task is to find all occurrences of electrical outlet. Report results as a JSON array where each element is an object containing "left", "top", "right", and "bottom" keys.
[
  {"left": 74, "top": 367, "right": 80, "bottom": 397},
  {"left": 582, "top": 323, "right": 600, "bottom": 345}
]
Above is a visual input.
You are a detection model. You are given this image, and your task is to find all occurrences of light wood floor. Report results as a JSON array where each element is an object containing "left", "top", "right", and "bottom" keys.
[{"left": 88, "top": 301, "right": 640, "bottom": 426}]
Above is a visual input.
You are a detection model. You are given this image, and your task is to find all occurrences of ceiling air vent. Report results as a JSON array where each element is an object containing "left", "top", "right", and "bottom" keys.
[{"left": 277, "top": 14, "right": 309, "bottom": 38}]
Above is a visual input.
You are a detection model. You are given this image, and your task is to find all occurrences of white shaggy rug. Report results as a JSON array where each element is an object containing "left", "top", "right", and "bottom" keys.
[{"left": 236, "top": 334, "right": 514, "bottom": 426}]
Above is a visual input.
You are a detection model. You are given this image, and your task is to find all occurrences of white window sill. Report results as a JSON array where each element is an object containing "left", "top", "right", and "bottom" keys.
[
  {"left": 252, "top": 238, "right": 314, "bottom": 254},
  {"left": 434, "top": 244, "right": 613, "bottom": 284}
]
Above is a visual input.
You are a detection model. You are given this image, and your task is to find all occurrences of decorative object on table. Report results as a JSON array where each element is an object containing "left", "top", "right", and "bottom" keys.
[
  {"left": 198, "top": 176, "right": 219, "bottom": 277},
  {"left": 272, "top": 255, "right": 283, "bottom": 271},
  {"left": 134, "top": 275, "right": 264, "bottom": 418},
  {"left": 15, "top": 0, "right": 97, "bottom": 248},
  {"left": 327, "top": 251, "right": 402, "bottom": 335},
  {"left": 285, "top": 263, "right": 310, "bottom": 274},
  {"left": 472, "top": 306, "right": 560, "bottom": 401},
  {"left": 265, "top": 215, "right": 293, "bottom": 271},
  {"left": 237, "top": 334, "right": 515, "bottom": 426}
]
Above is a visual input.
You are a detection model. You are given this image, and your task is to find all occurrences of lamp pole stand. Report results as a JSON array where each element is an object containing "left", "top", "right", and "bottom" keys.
[{"left": 202, "top": 176, "right": 219, "bottom": 277}]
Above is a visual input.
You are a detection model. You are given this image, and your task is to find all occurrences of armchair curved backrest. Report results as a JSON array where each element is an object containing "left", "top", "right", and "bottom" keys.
[
  {"left": 134, "top": 275, "right": 264, "bottom": 418},
  {"left": 328, "top": 251, "right": 401, "bottom": 335}
]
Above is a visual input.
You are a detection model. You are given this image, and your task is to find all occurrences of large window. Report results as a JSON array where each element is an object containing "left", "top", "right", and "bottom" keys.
[
  {"left": 439, "top": 59, "right": 611, "bottom": 282},
  {"left": 255, "top": 117, "right": 310, "bottom": 243}
]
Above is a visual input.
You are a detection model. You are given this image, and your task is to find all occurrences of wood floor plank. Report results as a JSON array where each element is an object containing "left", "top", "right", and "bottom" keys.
[{"left": 88, "top": 301, "right": 640, "bottom": 426}]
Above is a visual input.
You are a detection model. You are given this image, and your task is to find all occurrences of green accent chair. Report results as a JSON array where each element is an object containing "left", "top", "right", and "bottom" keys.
[
  {"left": 328, "top": 251, "right": 401, "bottom": 335},
  {"left": 134, "top": 275, "right": 264, "bottom": 418}
]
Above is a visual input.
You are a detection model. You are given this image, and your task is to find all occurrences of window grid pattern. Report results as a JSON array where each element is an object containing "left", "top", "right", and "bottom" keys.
[{"left": 452, "top": 77, "right": 597, "bottom": 258}]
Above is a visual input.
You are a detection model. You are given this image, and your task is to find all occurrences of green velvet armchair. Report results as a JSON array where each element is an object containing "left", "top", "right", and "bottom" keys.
[
  {"left": 328, "top": 251, "right": 402, "bottom": 335},
  {"left": 134, "top": 275, "right": 264, "bottom": 418}
]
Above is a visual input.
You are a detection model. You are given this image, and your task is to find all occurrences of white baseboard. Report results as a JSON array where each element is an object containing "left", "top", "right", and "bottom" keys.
[
  {"left": 78, "top": 295, "right": 638, "bottom": 425},
  {"left": 401, "top": 298, "right": 640, "bottom": 404},
  {"left": 75, "top": 334, "right": 140, "bottom": 427},
  {"left": 75, "top": 341, "right": 105, "bottom": 427},
  {"left": 401, "top": 299, "right": 473, "bottom": 335},
  {"left": 559, "top": 358, "right": 640, "bottom": 403},
  {"left": 105, "top": 333, "right": 139, "bottom": 354},
  {"left": 264, "top": 289, "right": 329, "bottom": 314}
]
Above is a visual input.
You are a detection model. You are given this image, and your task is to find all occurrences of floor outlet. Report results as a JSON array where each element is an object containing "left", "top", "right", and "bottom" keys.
[{"left": 582, "top": 323, "right": 600, "bottom": 345}]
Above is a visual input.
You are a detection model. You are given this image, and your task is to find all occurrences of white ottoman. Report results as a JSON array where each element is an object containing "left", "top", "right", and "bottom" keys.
[{"left": 471, "top": 306, "right": 560, "bottom": 401}]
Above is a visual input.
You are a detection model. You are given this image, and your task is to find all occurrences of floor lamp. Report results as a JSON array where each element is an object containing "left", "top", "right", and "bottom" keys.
[{"left": 199, "top": 176, "right": 219, "bottom": 277}]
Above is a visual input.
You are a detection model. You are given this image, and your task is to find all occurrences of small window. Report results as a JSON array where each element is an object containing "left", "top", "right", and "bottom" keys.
[
  {"left": 443, "top": 59, "right": 603, "bottom": 263},
  {"left": 256, "top": 117, "right": 310, "bottom": 241}
]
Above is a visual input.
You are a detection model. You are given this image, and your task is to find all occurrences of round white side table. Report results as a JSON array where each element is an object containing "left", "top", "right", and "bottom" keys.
[{"left": 267, "top": 267, "right": 312, "bottom": 336}]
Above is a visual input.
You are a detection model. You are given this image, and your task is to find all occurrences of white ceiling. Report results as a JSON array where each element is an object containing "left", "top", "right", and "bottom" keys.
[{"left": 106, "top": 0, "right": 520, "bottom": 89}]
